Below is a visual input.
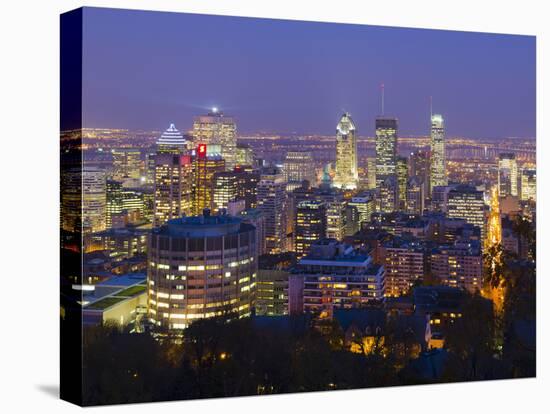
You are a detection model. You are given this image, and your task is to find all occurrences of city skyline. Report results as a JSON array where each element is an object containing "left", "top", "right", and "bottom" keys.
[{"left": 78, "top": 7, "right": 536, "bottom": 139}]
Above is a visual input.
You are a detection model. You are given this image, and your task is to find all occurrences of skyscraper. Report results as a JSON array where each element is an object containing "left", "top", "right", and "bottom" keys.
[
  {"left": 367, "top": 157, "right": 377, "bottom": 190},
  {"left": 430, "top": 114, "right": 447, "bottom": 193},
  {"left": 405, "top": 176, "right": 425, "bottom": 215},
  {"left": 447, "top": 185, "right": 486, "bottom": 241},
  {"left": 213, "top": 171, "right": 239, "bottom": 212},
  {"left": 409, "top": 150, "right": 430, "bottom": 203},
  {"left": 111, "top": 148, "right": 142, "bottom": 181},
  {"left": 520, "top": 168, "right": 536, "bottom": 201},
  {"left": 153, "top": 124, "right": 193, "bottom": 226},
  {"left": 375, "top": 117, "right": 398, "bottom": 187},
  {"left": 333, "top": 113, "right": 358, "bottom": 190},
  {"left": 192, "top": 108, "right": 237, "bottom": 170},
  {"left": 153, "top": 153, "right": 193, "bottom": 226},
  {"left": 294, "top": 200, "right": 327, "bottom": 258},
  {"left": 283, "top": 150, "right": 316, "bottom": 192},
  {"left": 396, "top": 156, "right": 408, "bottom": 210},
  {"left": 379, "top": 175, "right": 398, "bottom": 213},
  {"left": 81, "top": 167, "right": 107, "bottom": 234},
  {"left": 498, "top": 153, "right": 518, "bottom": 197},
  {"left": 193, "top": 144, "right": 225, "bottom": 215},
  {"left": 257, "top": 166, "right": 287, "bottom": 254}
]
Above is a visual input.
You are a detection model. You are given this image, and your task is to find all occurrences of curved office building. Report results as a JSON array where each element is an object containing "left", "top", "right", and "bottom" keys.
[{"left": 148, "top": 210, "right": 257, "bottom": 331}]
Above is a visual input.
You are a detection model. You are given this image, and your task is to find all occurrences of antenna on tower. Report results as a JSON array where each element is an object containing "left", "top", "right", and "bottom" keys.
[
  {"left": 380, "top": 83, "right": 385, "bottom": 116},
  {"left": 429, "top": 95, "right": 433, "bottom": 118}
]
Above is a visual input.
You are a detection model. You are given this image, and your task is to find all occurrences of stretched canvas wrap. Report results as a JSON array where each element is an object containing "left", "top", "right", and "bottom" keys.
[{"left": 60, "top": 7, "right": 536, "bottom": 406}]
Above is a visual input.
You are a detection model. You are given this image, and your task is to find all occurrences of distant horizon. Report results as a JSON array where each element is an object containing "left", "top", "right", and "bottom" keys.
[{"left": 77, "top": 7, "right": 535, "bottom": 139}]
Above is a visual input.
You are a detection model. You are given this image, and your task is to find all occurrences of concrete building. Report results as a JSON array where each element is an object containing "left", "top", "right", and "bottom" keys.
[
  {"left": 498, "top": 153, "right": 518, "bottom": 197},
  {"left": 289, "top": 239, "right": 385, "bottom": 317},
  {"left": 283, "top": 150, "right": 316, "bottom": 191},
  {"left": 380, "top": 236, "right": 426, "bottom": 297},
  {"left": 430, "top": 239, "right": 483, "bottom": 293},
  {"left": 147, "top": 211, "right": 257, "bottom": 331}
]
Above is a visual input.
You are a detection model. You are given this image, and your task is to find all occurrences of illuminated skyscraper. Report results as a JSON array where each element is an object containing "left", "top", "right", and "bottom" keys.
[
  {"left": 520, "top": 168, "right": 536, "bottom": 201},
  {"left": 235, "top": 143, "right": 255, "bottom": 167},
  {"left": 157, "top": 123, "right": 189, "bottom": 154},
  {"left": 375, "top": 117, "right": 398, "bottom": 187},
  {"left": 396, "top": 156, "right": 408, "bottom": 210},
  {"left": 153, "top": 123, "right": 193, "bottom": 227},
  {"left": 316, "top": 187, "right": 347, "bottom": 242},
  {"left": 405, "top": 176, "right": 425, "bottom": 215},
  {"left": 367, "top": 157, "right": 377, "bottom": 189},
  {"left": 257, "top": 166, "right": 287, "bottom": 254},
  {"left": 193, "top": 144, "right": 225, "bottom": 215},
  {"left": 498, "top": 153, "right": 518, "bottom": 197},
  {"left": 447, "top": 185, "right": 486, "bottom": 241},
  {"left": 112, "top": 148, "right": 141, "bottom": 180},
  {"left": 284, "top": 150, "right": 316, "bottom": 192},
  {"left": 294, "top": 200, "right": 327, "bottom": 258},
  {"left": 213, "top": 171, "right": 238, "bottom": 212},
  {"left": 61, "top": 167, "right": 82, "bottom": 234},
  {"left": 153, "top": 153, "right": 193, "bottom": 226},
  {"left": 82, "top": 167, "right": 107, "bottom": 234},
  {"left": 148, "top": 212, "right": 257, "bottom": 331},
  {"left": 333, "top": 113, "right": 358, "bottom": 190},
  {"left": 409, "top": 150, "right": 430, "bottom": 202},
  {"left": 193, "top": 109, "right": 237, "bottom": 170},
  {"left": 379, "top": 175, "right": 398, "bottom": 213},
  {"left": 106, "top": 180, "right": 145, "bottom": 228},
  {"left": 430, "top": 114, "right": 447, "bottom": 193}
]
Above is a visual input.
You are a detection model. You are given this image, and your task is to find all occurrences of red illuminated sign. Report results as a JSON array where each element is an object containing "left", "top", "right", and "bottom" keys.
[{"left": 197, "top": 144, "right": 207, "bottom": 158}]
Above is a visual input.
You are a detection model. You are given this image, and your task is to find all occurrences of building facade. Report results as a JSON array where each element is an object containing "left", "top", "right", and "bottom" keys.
[
  {"left": 375, "top": 117, "right": 398, "bottom": 187},
  {"left": 147, "top": 212, "right": 257, "bottom": 331},
  {"left": 333, "top": 113, "right": 358, "bottom": 190},
  {"left": 192, "top": 109, "right": 237, "bottom": 170},
  {"left": 429, "top": 114, "right": 446, "bottom": 193}
]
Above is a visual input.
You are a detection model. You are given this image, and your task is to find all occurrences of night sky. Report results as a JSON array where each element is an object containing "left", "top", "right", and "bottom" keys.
[{"left": 81, "top": 7, "right": 536, "bottom": 139}]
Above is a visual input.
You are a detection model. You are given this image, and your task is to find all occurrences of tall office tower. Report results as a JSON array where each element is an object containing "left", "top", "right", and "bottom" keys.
[
  {"left": 153, "top": 153, "right": 194, "bottom": 226},
  {"left": 106, "top": 181, "right": 145, "bottom": 228},
  {"left": 111, "top": 148, "right": 142, "bottom": 180},
  {"left": 375, "top": 117, "right": 398, "bottom": 187},
  {"left": 235, "top": 143, "right": 255, "bottom": 167},
  {"left": 431, "top": 239, "right": 483, "bottom": 294},
  {"left": 145, "top": 152, "right": 156, "bottom": 185},
  {"left": 498, "top": 153, "right": 518, "bottom": 197},
  {"left": 367, "top": 157, "right": 377, "bottom": 189},
  {"left": 396, "top": 156, "right": 408, "bottom": 210},
  {"left": 106, "top": 180, "right": 123, "bottom": 228},
  {"left": 409, "top": 150, "right": 430, "bottom": 202},
  {"left": 288, "top": 181, "right": 315, "bottom": 242},
  {"left": 380, "top": 236, "right": 425, "bottom": 297},
  {"left": 429, "top": 114, "right": 446, "bottom": 193},
  {"left": 213, "top": 171, "right": 239, "bottom": 212},
  {"left": 333, "top": 113, "right": 358, "bottom": 190},
  {"left": 157, "top": 123, "right": 189, "bottom": 155},
  {"left": 447, "top": 185, "right": 486, "bottom": 241},
  {"left": 284, "top": 150, "right": 316, "bottom": 192},
  {"left": 405, "top": 176, "right": 425, "bottom": 214},
  {"left": 347, "top": 194, "right": 375, "bottom": 229},
  {"left": 148, "top": 212, "right": 257, "bottom": 331},
  {"left": 289, "top": 240, "right": 385, "bottom": 316},
  {"left": 193, "top": 144, "right": 226, "bottom": 215},
  {"left": 192, "top": 108, "right": 237, "bottom": 170},
  {"left": 257, "top": 166, "right": 287, "bottom": 254},
  {"left": 61, "top": 168, "right": 83, "bottom": 234},
  {"left": 82, "top": 167, "right": 107, "bottom": 234},
  {"left": 431, "top": 185, "right": 455, "bottom": 212},
  {"left": 294, "top": 200, "right": 327, "bottom": 258},
  {"left": 234, "top": 166, "right": 260, "bottom": 209},
  {"left": 379, "top": 175, "right": 398, "bottom": 213},
  {"left": 520, "top": 168, "right": 536, "bottom": 201},
  {"left": 316, "top": 187, "right": 347, "bottom": 241}
]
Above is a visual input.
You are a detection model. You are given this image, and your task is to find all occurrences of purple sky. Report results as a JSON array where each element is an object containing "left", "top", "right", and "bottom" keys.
[{"left": 81, "top": 7, "right": 536, "bottom": 139}]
